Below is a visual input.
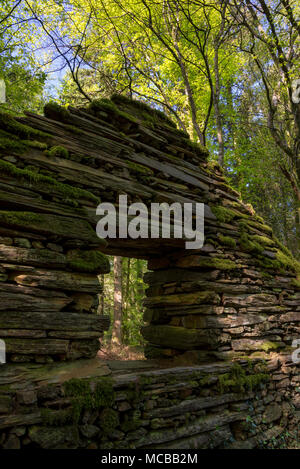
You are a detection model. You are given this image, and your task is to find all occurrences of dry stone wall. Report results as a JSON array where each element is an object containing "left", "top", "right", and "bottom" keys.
[
  {"left": 0, "top": 358, "right": 298, "bottom": 449},
  {"left": 0, "top": 95, "right": 299, "bottom": 448}
]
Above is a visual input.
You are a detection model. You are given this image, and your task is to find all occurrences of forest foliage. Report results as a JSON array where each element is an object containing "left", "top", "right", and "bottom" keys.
[
  {"left": 0, "top": 1, "right": 299, "bottom": 347},
  {"left": 1, "top": 0, "right": 299, "bottom": 256}
]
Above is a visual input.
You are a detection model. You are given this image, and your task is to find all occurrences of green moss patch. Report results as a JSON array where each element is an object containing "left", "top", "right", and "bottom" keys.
[
  {"left": 23, "top": 140, "right": 48, "bottom": 150},
  {"left": 211, "top": 205, "right": 240, "bottom": 224},
  {"left": 255, "top": 256, "right": 282, "bottom": 272},
  {"left": 0, "top": 130, "right": 27, "bottom": 154},
  {"left": 218, "top": 362, "right": 269, "bottom": 394},
  {"left": 239, "top": 232, "right": 264, "bottom": 254},
  {"left": 0, "top": 160, "right": 99, "bottom": 205},
  {"left": 44, "top": 102, "right": 72, "bottom": 122},
  {"left": 291, "top": 277, "right": 300, "bottom": 289},
  {"left": 88, "top": 98, "right": 139, "bottom": 124},
  {"left": 207, "top": 160, "right": 224, "bottom": 174},
  {"left": 0, "top": 211, "right": 41, "bottom": 227},
  {"left": 217, "top": 233, "right": 236, "bottom": 248},
  {"left": 99, "top": 408, "right": 119, "bottom": 434},
  {"left": 183, "top": 138, "right": 209, "bottom": 158},
  {"left": 110, "top": 93, "right": 177, "bottom": 128},
  {"left": 67, "top": 249, "right": 110, "bottom": 274},
  {"left": 125, "top": 160, "right": 153, "bottom": 175},
  {"left": 276, "top": 250, "right": 300, "bottom": 274},
  {"left": 63, "top": 377, "right": 115, "bottom": 424},
  {"left": 251, "top": 235, "right": 275, "bottom": 247},
  {"left": 46, "top": 146, "right": 69, "bottom": 159},
  {"left": 41, "top": 408, "right": 73, "bottom": 426},
  {"left": 239, "top": 219, "right": 273, "bottom": 235},
  {"left": 0, "top": 110, "right": 50, "bottom": 140},
  {"left": 273, "top": 237, "right": 294, "bottom": 258},
  {"left": 178, "top": 256, "right": 239, "bottom": 270},
  {"left": 261, "top": 341, "right": 281, "bottom": 352}
]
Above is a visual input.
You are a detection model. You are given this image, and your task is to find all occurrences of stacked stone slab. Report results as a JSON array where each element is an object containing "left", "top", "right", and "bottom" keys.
[
  {"left": 0, "top": 358, "right": 298, "bottom": 449},
  {"left": 1, "top": 95, "right": 299, "bottom": 362},
  {"left": 0, "top": 95, "right": 299, "bottom": 448},
  {"left": 143, "top": 256, "right": 300, "bottom": 362},
  {"left": 0, "top": 105, "right": 113, "bottom": 361}
]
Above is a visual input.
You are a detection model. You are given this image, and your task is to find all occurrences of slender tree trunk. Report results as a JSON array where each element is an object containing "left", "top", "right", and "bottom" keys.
[
  {"left": 97, "top": 274, "right": 104, "bottom": 315},
  {"left": 213, "top": 41, "right": 225, "bottom": 166},
  {"left": 112, "top": 256, "right": 122, "bottom": 345},
  {"left": 122, "top": 258, "right": 131, "bottom": 344},
  {"left": 295, "top": 201, "right": 300, "bottom": 257},
  {"left": 226, "top": 82, "right": 235, "bottom": 153},
  {"left": 172, "top": 29, "right": 205, "bottom": 145},
  {"left": 136, "top": 259, "right": 144, "bottom": 298}
]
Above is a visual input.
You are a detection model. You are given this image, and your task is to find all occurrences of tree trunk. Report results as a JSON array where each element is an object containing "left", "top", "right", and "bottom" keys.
[
  {"left": 112, "top": 256, "right": 122, "bottom": 345},
  {"left": 213, "top": 40, "right": 225, "bottom": 166},
  {"left": 136, "top": 259, "right": 144, "bottom": 298},
  {"left": 123, "top": 258, "right": 131, "bottom": 344},
  {"left": 97, "top": 274, "right": 104, "bottom": 315}
]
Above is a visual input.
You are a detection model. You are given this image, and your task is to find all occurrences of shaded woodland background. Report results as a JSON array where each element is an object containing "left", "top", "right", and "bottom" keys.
[
  {"left": 1, "top": 0, "right": 299, "bottom": 352},
  {"left": 97, "top": 257, "right": 147, "bottom": 355}
]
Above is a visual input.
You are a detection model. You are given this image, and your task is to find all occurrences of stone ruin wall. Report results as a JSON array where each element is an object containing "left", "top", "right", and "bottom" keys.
[
  {"left": 0, "top": 95, "right": 299, "bottom": 448},
  {"left": 0, "top": 360, "right": 297, "bottom": 449}
]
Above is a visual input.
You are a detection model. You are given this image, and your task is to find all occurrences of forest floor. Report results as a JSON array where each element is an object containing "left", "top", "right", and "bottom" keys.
[{"left": 98, "top": 343, "right": 145, "bottom": 361}]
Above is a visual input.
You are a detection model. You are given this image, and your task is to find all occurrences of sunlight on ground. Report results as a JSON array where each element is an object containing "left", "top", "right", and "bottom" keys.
[{"left": 97, "top": 343, "right": 145, "bottom": 361}]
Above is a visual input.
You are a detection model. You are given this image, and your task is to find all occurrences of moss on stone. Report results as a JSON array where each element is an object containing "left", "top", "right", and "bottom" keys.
[
  {"left": 261, "top": 341, "right": 281, "bottom": 352},
  {"left": 139, "top": 375, "right": 154, "bottom": 387},
  {"left": 22, "top": 140, "right": 48, "bottom": 150},
  {"left": 44, "top": 101, "right": 72, "bottom": 122},
  {"left": 207, "top": 160, "right": 224, "bottom": 174},
  {"left": 205, "top": 238, "right": 218, "bottom": 247},
  {"left": 89, "top": 98, "right": 119, "bottom": 114},
  {"left": 110, "top": 93, "right": 177, "bottom": 128},
  {"left": 255, "top": 256, "right": 282, "bottom": 272},
  {"left": 240, "top": 232, "right": 264, "bottom": 254},
  {"left": 260, "top": 237, "right": 300, "bottom": 275},
  {"left": 254, "top": 215, "right": 264, "bottom": 224},
  {"left": 0, "top": 160, "right": 99, "bottom": 205},
  {"left": 0, "top": 211, "right": 41, "bottom": 227},
  {"left": 199, "top": 374, "right": 211, "bottom": 387},
  {"left": 211, "top": 205, "right": 239, "bottom": 224},
  {"left": 0, "top": 129, "right": 48, "bottom": 154},
  {"left": 41, "top": 408, "right": 73, "bottom": 426},
  {"left": 163, "top": 125, "right": 189, "bottom": 139},
  {"left": 62, "top": 124, "right": 84, "bottom": 135},
  {"left": 275, "top": 250, "right": 300, "bottom": 274},
  {"left": 46, "top": 146, "right": 69, "bottom": 159},
  {"left": 120, "top": 418, "right": 142, "bottom": 433},
  {"left": 273, "top": 237, "right": 297, "bottom": 260},
  {"left": 218, "top": 362, "right": 269, "bottom": 394},
  {"left": 182, "top": 138, "right": 209, "bottom": 158},
  {"left": 67, "top": 249, "right": 110, "bottom": 274},
  {"left": 89, "top": 98, "right": 139, "bottom": 124},
  {"left": 240, "top": 218, "right": 273, "bottom": 235},
  {"left": 217, "top": 233, "right": 237, "bottom": 248},
  {"left": 63, "top": 377, "right": 115, "bottom": 424},
  {"left": 0, "top": 131, "right": 27, "bottom": 154},
  {"left": 125, "top": 160, "right": 154, "bottom": 175},
  {"left": 99, "top": 408, "right": 119, "bottom": 434},
  {"left": 192, "top": 257, "right": 239, "bottom": 270},
  {"left": 251, "top": 235, "right": 275, "bottom": 247},
  {"left": 291, "top": 277, "right": 300, "bottom": 289},
  {"left": 0, "top": 110, "right": 50, "bottom": 140}
]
